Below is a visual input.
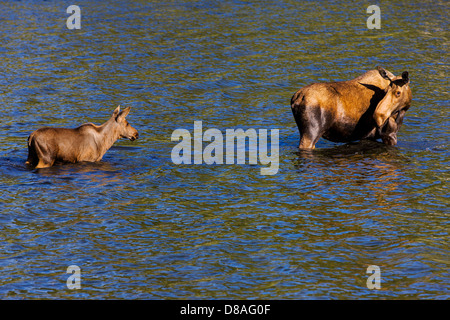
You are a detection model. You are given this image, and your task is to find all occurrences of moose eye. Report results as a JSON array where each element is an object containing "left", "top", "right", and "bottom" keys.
[{"left": 395, "top": 91, "right": 401, "bottom": 97}]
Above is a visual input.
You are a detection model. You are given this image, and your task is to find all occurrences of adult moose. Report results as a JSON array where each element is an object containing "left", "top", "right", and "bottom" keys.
[
  {"left": 290, "top": 67, "right": 412, "bottom": 149},
  {"left": 26, "top": 106, "right": 139, "bottom": 168}
]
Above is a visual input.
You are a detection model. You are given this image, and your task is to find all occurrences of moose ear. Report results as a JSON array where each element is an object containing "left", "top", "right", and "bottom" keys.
[
  {"left": 377, "top": 66, "right": 391, "bottom": 81},
  {"left": 401, "top": 71, "right": 409, "bottom": 84},
  {"left": 112, "top": 105, "right": 121, "bottom": 118},
  {"left": 117, "top": 106, "right": 131, "bottom": 121}
]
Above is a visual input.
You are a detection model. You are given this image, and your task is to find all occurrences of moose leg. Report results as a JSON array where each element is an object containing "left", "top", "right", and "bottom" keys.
[
  {"left": 380, "top": 117, "right": 398, "bottom": 145},
  {"left": 31, "top": 139, "right": 55, "bottom": 168},
  {"left": 26, "top": 140, "right": 38, "bottom": 167},
  {"left": 299, "top": 134, "right": 317, "bottom": 149},
  {"left": 35, "top": 159, "right": 54, "bottom": 169},
  {"left": 292, "top": 102, "right": 323, "bottom": 150},
  {"left": 394, "top": 109, "right": 406, "bottom": 128},
  {"left": 297, "top": 112, "right": 323, "bottom": 150},
  {"left": 380, "top": 109, "right": 406, "bottom": 146}
]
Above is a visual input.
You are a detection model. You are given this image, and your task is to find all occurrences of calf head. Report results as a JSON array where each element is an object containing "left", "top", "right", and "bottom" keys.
[
  {"left": 374, "top": 67, "right": 412, "bottom": 128},
  {"left": 112, "top": 106, "right": 139, "bottom": 141}
]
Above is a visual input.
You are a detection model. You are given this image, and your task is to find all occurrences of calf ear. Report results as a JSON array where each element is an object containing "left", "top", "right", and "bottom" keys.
[
  {"left": 112, "top": 105, "right": 121, "bottom": 118},
  {"left": 117, "top": 106, "right": 131, "bottom": 121},
  {"left": 377, "top": 66, "right": 392, "bottom": 81}
]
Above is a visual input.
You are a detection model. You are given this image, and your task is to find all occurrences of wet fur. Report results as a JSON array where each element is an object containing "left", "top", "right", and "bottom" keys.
[
  {"left": 26, "top": 106, "right": 138, "bottom": 168},
  {"left": 291, "top": 67, "right": 411, "bottom": 149}
]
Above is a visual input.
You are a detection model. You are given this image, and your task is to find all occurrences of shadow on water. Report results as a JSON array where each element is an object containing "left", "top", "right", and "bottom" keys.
[
  {"left": 30, "top": 161, "right": 121, "bottom": 177},
  {"left": 0, "top": 153, "right": 123, "bottom": 188},
  {"left": 0, "top": 145, "right": 141, "bottom": 177},
  {"left": 289, "top": 140, "right": 410, "bottom": 198},
  {"left": 293, "top": 139, "right": 403, "bottom": 161}
]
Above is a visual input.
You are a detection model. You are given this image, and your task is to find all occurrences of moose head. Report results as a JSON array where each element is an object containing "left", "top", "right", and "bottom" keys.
[
  {"left": 374, "top": 66, "right": 412, "bottom": 128},
  {"left": 112, "top": 106, "right": 139, "bottom": 141}
]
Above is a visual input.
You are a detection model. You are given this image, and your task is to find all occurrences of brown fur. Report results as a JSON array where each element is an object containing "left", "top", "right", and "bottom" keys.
[
  {"left": 26, "top": 106, "right": 138, "bottom": 168},
  {"left": 291, "top": 67, "right": 412, "bottom": 149}
]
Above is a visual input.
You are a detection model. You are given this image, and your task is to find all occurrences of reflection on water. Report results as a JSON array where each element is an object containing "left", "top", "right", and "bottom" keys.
[
  {"left": 0, "top": 1, "right": 448, "bottom": 299},
  {"left": 293, "top": 142, "right": 410, "bottom": 216}
]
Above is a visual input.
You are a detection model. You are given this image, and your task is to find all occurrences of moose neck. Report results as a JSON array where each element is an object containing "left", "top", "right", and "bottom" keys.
[{"left": 97, "top": 118, "right": 122, "bottom": 157}]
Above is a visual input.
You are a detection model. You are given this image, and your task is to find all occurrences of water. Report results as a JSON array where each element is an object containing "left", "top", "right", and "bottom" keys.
[{"left": 0, "top": 0, "right": 448, "bottom": 299}]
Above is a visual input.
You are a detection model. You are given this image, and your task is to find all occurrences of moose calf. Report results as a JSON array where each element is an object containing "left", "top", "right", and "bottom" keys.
[{"left": 26, "top": 106, "right": 138, "bottom": 168}]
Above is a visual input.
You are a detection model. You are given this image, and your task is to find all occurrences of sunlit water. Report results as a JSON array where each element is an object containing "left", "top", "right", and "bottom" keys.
[{"left": 0, "top": 1, "right": 448, "bottom": 299}]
